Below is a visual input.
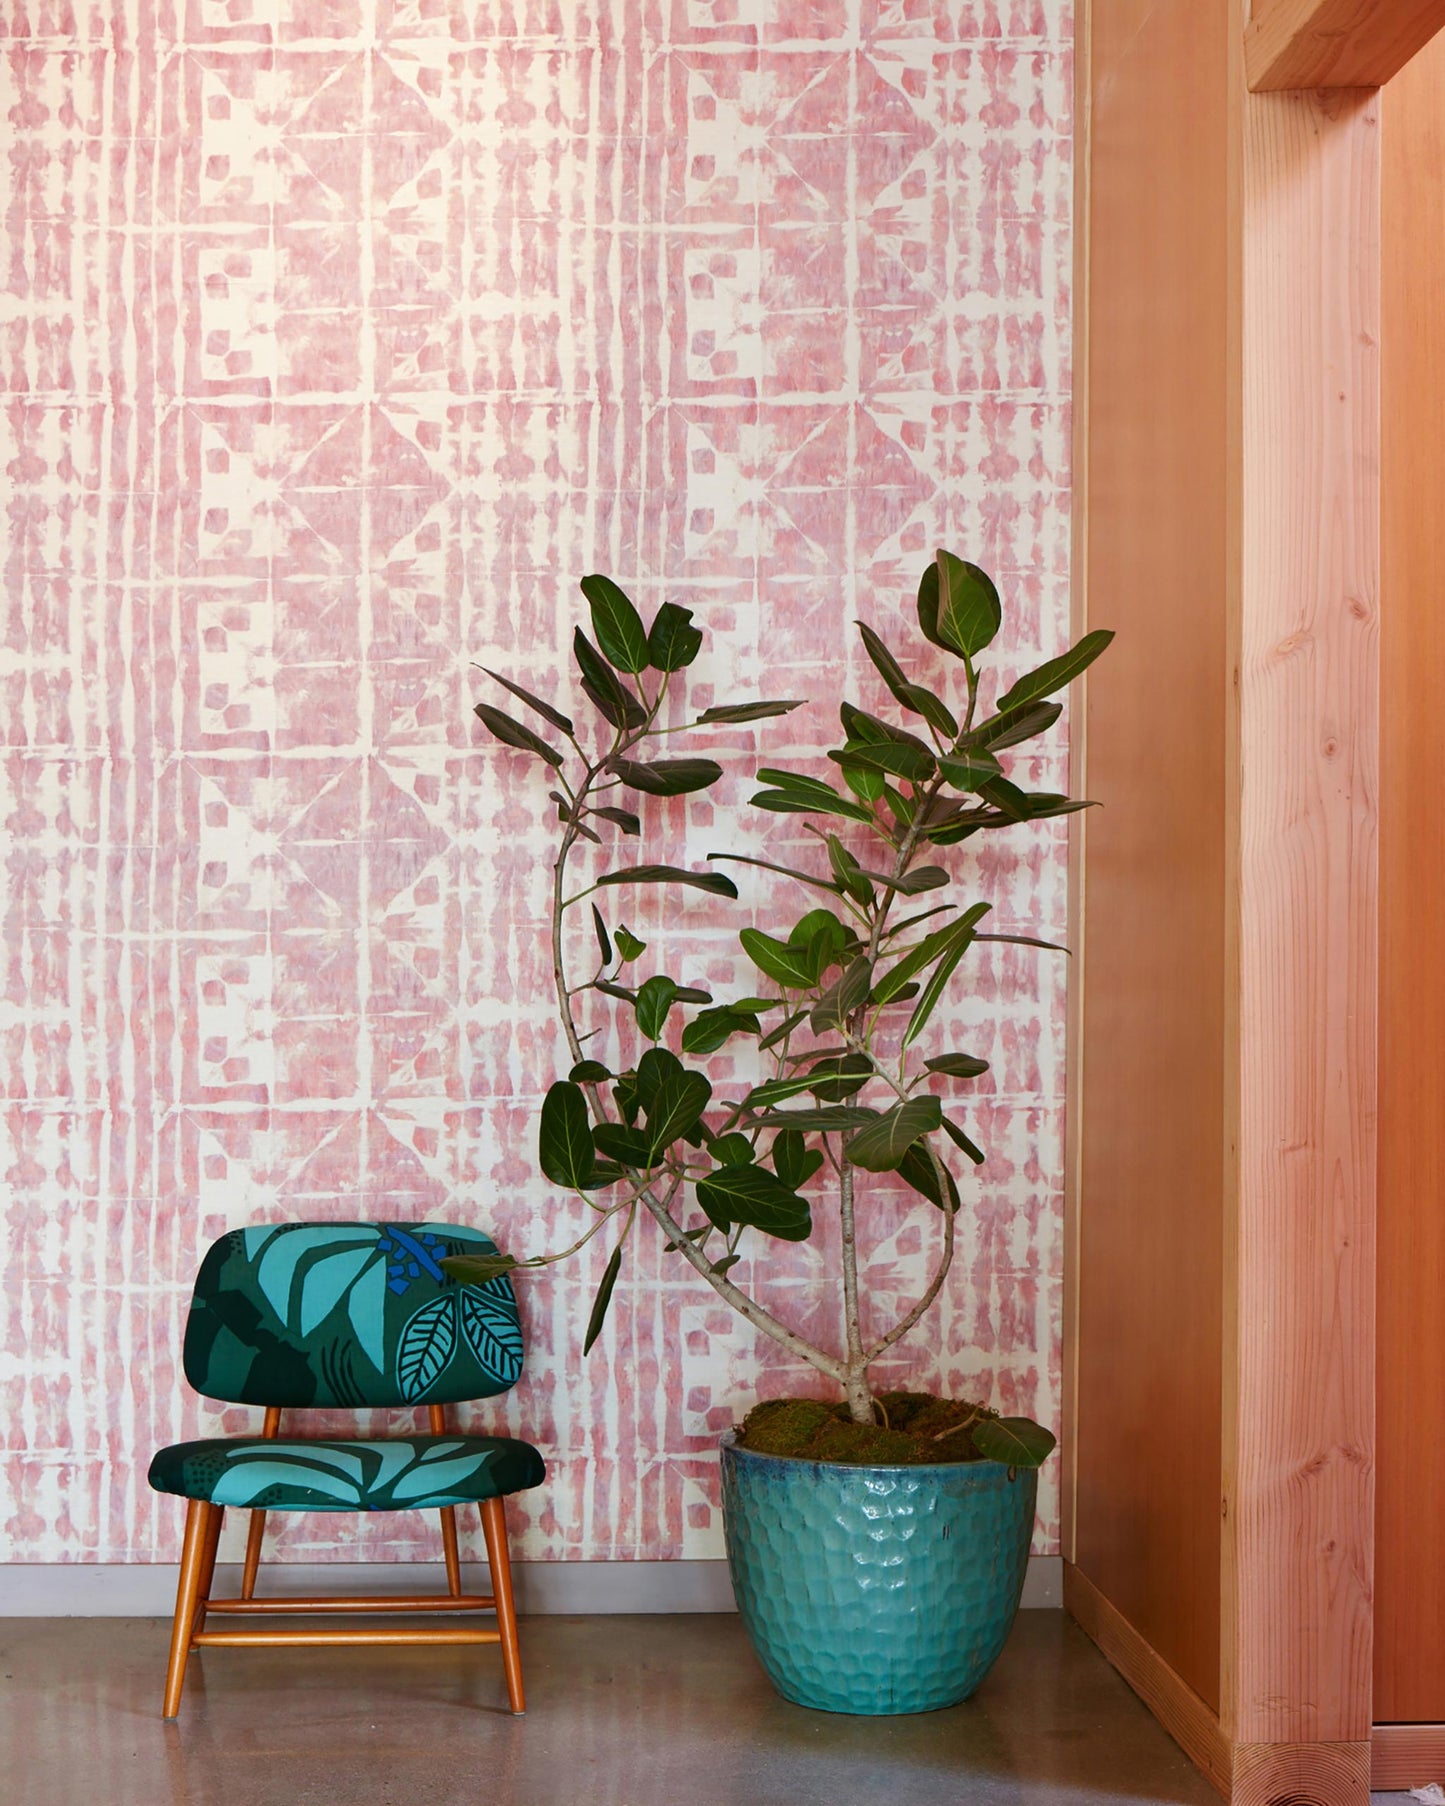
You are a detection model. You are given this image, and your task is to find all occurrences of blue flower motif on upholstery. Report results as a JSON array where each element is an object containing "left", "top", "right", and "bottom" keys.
[{"left": 377, "top": 1227, "right": 448, "bottom": 1296}]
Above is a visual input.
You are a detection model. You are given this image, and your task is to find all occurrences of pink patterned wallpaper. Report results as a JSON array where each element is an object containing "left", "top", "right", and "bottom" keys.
[{"left": 2, "top": 2, "right": 1073, "bottom": 1565}]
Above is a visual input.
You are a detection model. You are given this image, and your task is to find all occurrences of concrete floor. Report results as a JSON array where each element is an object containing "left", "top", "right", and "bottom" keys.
[
  {"left": 4, "top": 1608, "right": 1418, "bottom": 1805},
  {"left": 0, "top": 1610, "right": 1243, "bottom": 1806}
]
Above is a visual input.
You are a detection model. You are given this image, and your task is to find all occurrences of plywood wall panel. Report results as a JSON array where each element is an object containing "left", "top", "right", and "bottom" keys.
[
  {"left": 1071, "top": 0, "right": 1231, "bottom": 1711},
  {"left": 1375, "top": 27, "right": 1445, "bottom": 1725}
]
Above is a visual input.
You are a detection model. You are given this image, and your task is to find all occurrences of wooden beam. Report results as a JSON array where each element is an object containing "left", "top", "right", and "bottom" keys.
[
  {"left": 1246, "top": 0, "right": 1445, "bottom": 91},
  {"left": 1223, "top": 77, "right": 1379, "bottom": 1760}
]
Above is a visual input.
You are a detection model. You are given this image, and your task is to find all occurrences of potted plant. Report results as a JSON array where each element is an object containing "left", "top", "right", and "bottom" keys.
[{"left": 443, "top": 551, "right": 1111, "bottom": 1714}]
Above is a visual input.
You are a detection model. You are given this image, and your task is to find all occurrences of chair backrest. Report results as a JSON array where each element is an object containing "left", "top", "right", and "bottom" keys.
[{"left": 182, "top": 1221, "right": 524, "bottom": 1408}]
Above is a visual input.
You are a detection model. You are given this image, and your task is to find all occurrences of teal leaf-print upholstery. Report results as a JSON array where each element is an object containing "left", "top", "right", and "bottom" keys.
[
  {"left": 182, "top": 1222, "right": 524, "bottom": 1408},
  {"left": 396, "top": 1294, "right": 459, "bottom": 1401},
  {"left": 148, "top": 1435, "right": 545, "bottom": 1512}
]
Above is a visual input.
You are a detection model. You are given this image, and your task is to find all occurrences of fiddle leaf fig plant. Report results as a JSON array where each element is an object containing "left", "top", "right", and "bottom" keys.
[{"left": 443, "top": 551, "right": 1112, "bottom": 1457}]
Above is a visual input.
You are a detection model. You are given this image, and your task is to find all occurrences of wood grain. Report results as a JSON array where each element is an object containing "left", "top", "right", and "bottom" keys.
[
  {"left": 1375, "top": 24, "right": 1445, "bottom": 1727},
  {"left": 1246, "top": 0, "right": 1445, "bottom": 91},
  {"left": 1070, "top": 0, "right": 1230, "bottom": 1708},
  {"left": 1229, "top": 1740, "right": 1372, "bottom": 1806},
  {"left": 1370, "top": 1724, "right": 1445, "bottom": 1791},
  {"left": 1225, "top": 81, "right": 1379, "bottom": 1750},
  {"left": 1064, "top": 1563, "right": 1232, "bottom": 1797},
  {"left": 1060, "top": 0, "right": 1093, "bottom": 1571}
]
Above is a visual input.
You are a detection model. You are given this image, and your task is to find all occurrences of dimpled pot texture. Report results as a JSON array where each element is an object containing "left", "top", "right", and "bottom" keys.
[{"left": 719, "top": 1432, "right": 1037, "bottom": 1715}]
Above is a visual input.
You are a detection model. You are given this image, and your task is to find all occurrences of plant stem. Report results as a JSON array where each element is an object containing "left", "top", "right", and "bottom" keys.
[{"left": 838, "top": 1160, "right": 873, "bottom": 1424}]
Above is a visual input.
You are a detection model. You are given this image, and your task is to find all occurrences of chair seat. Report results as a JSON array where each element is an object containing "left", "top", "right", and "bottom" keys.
[{"left": 148, "top": 1434, "right": 545, "bottom": 1513}]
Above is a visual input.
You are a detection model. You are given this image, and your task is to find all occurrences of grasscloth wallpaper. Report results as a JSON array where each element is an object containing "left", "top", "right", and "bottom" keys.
[{"left": 2, "top": 1, "right": 1072, "bottom": 1565}]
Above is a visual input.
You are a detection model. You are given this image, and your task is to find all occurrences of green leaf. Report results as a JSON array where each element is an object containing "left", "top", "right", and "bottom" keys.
[
  {"left": 938, "top": 751, "right": 1003, "bottom": 792},
  {"left": 788, "top": 906, "right": 853, "bottom": 978},
  {"left": 745, "top": 1071, "right": 830, "bottom": 1110},
  {"left": 581, "top": 1161, "right": 626, "bottom": 1190},
  {"left": 538, "top": 1081, "right": 596, "bottom": 1189},
  {"left": 440, "top": 1251, "right": 519, "bottom": 1286},
  {"left": 696, "top": 699, "right": 805, "bottom": 724},
  {"left": 855, "top": 864, "right": 950, "bottom": 896},
  {"left": 570, "top": 1059, "right": 613, "bottom": 1083},
  {"left": 924, "top": 1053, "right": 990, "bottom": 1079},
  {"left": 482, "top": 668, "right": 575, "bottom": 736},
  {"left": 970, "top": 1416, "right": 1057, "bottom": 1468},
  {"left": 696, "top": 1164, "right": 812, "bottom": 1241},
  {"left": 752, "top": 768, "right": 875, "bottom": 825},
  {"left": 712, "top": 1253, "right": 741, "bottom": 1275},
  {"left": 674, "top": 984, "right": 713, "bottom": 1004},
  {"left": 897, "top": 1142, "right": 960, "bottom": 1213},
  {"left": 609, "top": 757, "right": 723, "bottom": 796},
  {"left": 645, "top": 1067, "right": 713, "bottom": 1157},
  {"left": 994, "top": 629, "right": 1115, "bottom": 714},
  {"left": 967, "top": 699, "right": 1063, "bottom": 751},
  {"left": 845, "top": 1096, "right": 943, "bottom": 1172},
  {"left": 594, "top": 979, "right": 636, "bottom": 1004},
  {"left": 810, "top": 955, "right": 873, "bottom": 1031},
  {"left": 839, "top": 703, "right": 936, "bottom": 761},
  {"left": 758, "top": 1007, "right": 809, "bottom": 1051},
  {"left": 806, "top": 1052, "right": 872, "bottom": 1101},
  {"left": 647, "top": 601, "right": 704, "bottom": 671},
  {"left": 856, "top": 621, "right": 959, "bottom": 740},
  {"left": 473, "top": 703, "right": 564, "bottom": 770},
  {"left": 598, "top": 865, "right": 739, "bottom": 898},
  {"left": 871, "top": 906, "right": 990, "bottom": 1006},
  {"left": 976, "top": 931, "right": 1070, "bottom": 955},
  {"left": 934, "top": 550, "right": 1002, "bottom": 657},
  {"left": 590, "top": 805, "right": 642, "bottom": 836},
  {"left": 634, "top": 1046, "right": 683, "bottom": 1117},
  {"left": 707, "top": 852, "right": 844, "bottom": 898},
  {"left": 771, "top": 1129, "right": 825, "bottom": 1191},
  {"left": 830, "top": 741, "right": 935, "bottom": 784},
  {"left": 941, "top": 1116, "right": 987, "bottom": 1165},
  {"left": 838, "top": 756, "right": 885, "bottom": 804},
  {"left": 882, "top": 784, "right": 916, "bottom": 828},
  {"left": 708, "top": 1131, "right": 754, "bottom": 1167},
  {"left": 747, "top": 1105, "right": 879, "bottom": 1133},
  {"left": 614, "top": 925, "right": 646, "bottom": 961},
  {"left": 826, "top": 835, "right": 875, "bottom": 906},
  {"left": 977, "top": 775, "right": 1032, "bottom": 821},
  {"left": 593, "top": 1122, "right": 653, "bottom": 1166},
  {"left": 634, "top": 975, "right": 678, "bottom": 1041},
  {"left": 739, "top": 927, "right": 815, "bottom": 989},
  {"left": 583, "top": 1243, "right": 624, "bottom": 1355},
  {"left": 682, "top": 1006, "right": 762, "bottom": 1056},
  {"left": 581, "top": 573, "right": 650, "bottom": 674},
  {"left": 574, "top": 627, "right": 646, "bottom": 728},
  {"left": 591, "top": 904, "right": 612, "bottom": 967},
  {"left": 902, "top": 906, "right": 992, "bottom": 1048},
  {"left": 613, "top": 1071, "right": 641, "bottom": 1125}
]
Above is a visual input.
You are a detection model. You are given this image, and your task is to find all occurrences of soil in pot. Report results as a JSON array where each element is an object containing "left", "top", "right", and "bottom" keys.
[{"left": 734, "top": 1391, "right": 994, "bottom": 1466}]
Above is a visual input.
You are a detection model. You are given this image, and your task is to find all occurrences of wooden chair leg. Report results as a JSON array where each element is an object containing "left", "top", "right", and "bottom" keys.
[
  {"left": 439, "top": 1506, "right": 462, "bottom": 1597},
  {"left": 191, "top": 1504, "right": 225, "bottom": 1642},
  {"left": 240, "top": 1509, "right": 266, "bottom": 1600},
  {"left": 480, "top": 1495, "right": 524, "bottom": 1715},
  {"left": 163, "top": 1500, "right": 213, "bottom": 1719}
]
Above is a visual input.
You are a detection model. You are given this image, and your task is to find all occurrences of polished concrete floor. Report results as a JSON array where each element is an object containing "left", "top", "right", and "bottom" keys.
[
  {"left": 2, "top": 1609, "right": 1410, "bottom": 1806},
  {"left": 0, "top": 1610, "right": 1242, "bottom": 1806}
]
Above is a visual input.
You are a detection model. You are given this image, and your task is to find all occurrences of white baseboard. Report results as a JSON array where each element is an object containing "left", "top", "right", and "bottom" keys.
[{"left": 0, "top": 1555, "right": 1060, "bottom": 1616}]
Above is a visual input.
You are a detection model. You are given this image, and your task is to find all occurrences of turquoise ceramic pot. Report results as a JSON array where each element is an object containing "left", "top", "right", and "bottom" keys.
[{"left": 719, "top": 1432, "right": 1036, "bottom": 1715}]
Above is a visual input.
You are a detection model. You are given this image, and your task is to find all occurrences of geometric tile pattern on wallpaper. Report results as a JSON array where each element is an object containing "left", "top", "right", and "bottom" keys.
[{"left": 0, "top": 0, "right": 1074, "bottom": 1564}]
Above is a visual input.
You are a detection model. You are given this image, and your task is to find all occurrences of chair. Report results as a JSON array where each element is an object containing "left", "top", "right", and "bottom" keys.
[{"left": 148, "top": 1220, "right": 543, "bottom": 1719}]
